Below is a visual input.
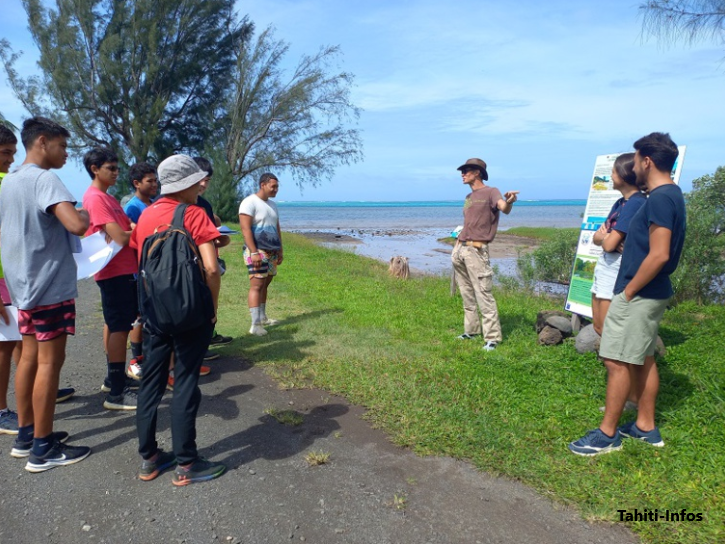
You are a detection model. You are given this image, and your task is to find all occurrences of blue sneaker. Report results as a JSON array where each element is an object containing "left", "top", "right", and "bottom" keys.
[
  {"left": 618, "top": 421, "right": 664, "bottom": 447},
  {"left": 0, "top": 409, "right": 19, "bottom": 435},
  {"left": 11, "top": 431, "right": 70, "bottom": 458},
  {"left": 568, "top": 428, "right": 623, "bottom": 456}
]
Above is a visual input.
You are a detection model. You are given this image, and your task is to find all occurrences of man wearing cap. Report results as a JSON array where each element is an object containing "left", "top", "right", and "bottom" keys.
[
  {"left": 130, "top": 154, "right": 227, "bottom": 485},
  {"left": 452, "top": 158, "right": 519, "bottom": 351}
]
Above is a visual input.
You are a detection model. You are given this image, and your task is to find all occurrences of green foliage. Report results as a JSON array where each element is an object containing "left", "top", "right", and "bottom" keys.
[
  {"left": 516, "top": 228, "right": 579, "bottom": 284},
  {"left": 202, "top": 147, "right": 242, "bottom": 222},
  {"left": 0, "top": 112, "right": 17, "bottom": 131},
  {"left": 0, "top": 0, "right": 249, "bottom": 194},
  {"left": 640, "top": 1, "right": 725, "bottom": 54},
  {"left": 219, "top": 26, "right": 363, "bottom": 194},
  {"left": 672, "top": 166, "right": 725, "bottom": 304}
]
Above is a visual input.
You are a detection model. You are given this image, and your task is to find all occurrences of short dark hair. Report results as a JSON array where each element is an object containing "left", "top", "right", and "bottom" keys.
[
  {"left": 259, "top": 172, "right": 278, "bottom": 187},
  {"left": 82, "top": 147, "right": 119, "bottom": 179},
  {"left": 633, "top": 132, "right": 678, "bottom": 173},
  {"left": 613, "top": 153, "right": 637, "bottom": 187},
  {"left": 192, "top": 157, "right": 213, "bottom": 178},
  {"left": 129, "top": 162, "right": 157, "bottom": 187},
  {"left": 0, "top": 125, "right": 18, "bottom": 146},
  {"left": 20, "top": 116, "right": 70, "bottom": 149}
]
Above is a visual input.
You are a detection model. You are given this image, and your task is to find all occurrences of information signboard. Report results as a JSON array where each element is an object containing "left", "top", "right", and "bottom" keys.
[{"left": 564, "top": 147, "right": 686, "bottom": 318}]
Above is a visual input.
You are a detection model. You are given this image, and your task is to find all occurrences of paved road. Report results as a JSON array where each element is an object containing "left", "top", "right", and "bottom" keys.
[{"left": 0, "top": 280, "right": 638, "bottom": 544}]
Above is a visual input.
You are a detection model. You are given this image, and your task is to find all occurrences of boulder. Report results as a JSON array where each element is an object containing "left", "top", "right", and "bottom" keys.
[
  {"left": 575, "top": 324, "right": 601, "bottom": 354},
  {"left": 538, "top": 325, "right": 563, "bottom": 346},
  {"left": 545, "top": 315, "right": 573, "bottom": 337},
  {"left": 536, "top": 310, "right": 570, "bottom": 333}
]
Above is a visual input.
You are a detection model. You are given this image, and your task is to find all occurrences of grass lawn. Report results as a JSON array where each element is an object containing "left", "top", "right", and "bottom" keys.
[{"left": 214, "top": 230, "right": 724, "bottom": 544}]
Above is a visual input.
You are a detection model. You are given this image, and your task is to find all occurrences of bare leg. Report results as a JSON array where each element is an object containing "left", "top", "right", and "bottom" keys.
[
  {"left": 103, "top": 324, "right": 109, "bottom": 356},
  {"left": 107, "top": 331, "right": 129, "bottom": 363},
  {"left": 0, "top": 342, "right": 16, "bottom": 409},
  {"left": 260, "top": 276, "right": 274, "bottom": 304},
  {"left": 248, "top": 277, "right": 266, "bottom": 308},
  {"left": 15, "top": 335, "right": 39, "bottom": 428},
  {"left": 633, "top": 356, "right": 659, "bottom": 431},
  {"left": 33, "top": 334, "right": 68, "bottom": 437},
  {"left": 591, "top": 296, "right": 611, "bottom": 337},
  {"left": 600, "top": 358, "right": 631, "bottom": 436},
  {"left": 129, "top": 324, "right": 143, "bottom": 345}
]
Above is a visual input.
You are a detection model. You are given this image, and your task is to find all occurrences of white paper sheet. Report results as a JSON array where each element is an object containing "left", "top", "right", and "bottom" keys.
[
  {"left": 74, "top": 231, "right": 124, "bottom": 280},
  {"left": 0, "top": 306, "right": 21, "bottom": 342}
]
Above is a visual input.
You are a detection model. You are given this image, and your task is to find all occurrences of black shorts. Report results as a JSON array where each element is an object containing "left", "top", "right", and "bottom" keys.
[{"left": 97, "top": 274, "right": 139, "bottom": 333}]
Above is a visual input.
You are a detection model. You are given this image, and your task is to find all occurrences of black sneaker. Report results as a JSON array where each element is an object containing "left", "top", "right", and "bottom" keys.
[
  {"left": 209, "top": 334, "right": 232, "bottom": 347},
  {"left": 203, "top": 350, "right": 219, "bottom": 361},
  {"left": 25, "top": 440, "right": 91, "bottom": 473},
  {"left": 101, "top": 376, "right": 140, "bottom": 393},
  {"left": 139, "top": 450, "right": 177, "bottom": 481},
  {"left": 172, "top": 458, "right": 226, "bottom": 486},
  {"left": 103, "top": 388, "right": 138, "bottom": 411},
  {"left": 11, "top": 431, "right": 70, "bottom": 458},
  {"left": 56, "top": 387, "right": 76, "bottom": 403}
]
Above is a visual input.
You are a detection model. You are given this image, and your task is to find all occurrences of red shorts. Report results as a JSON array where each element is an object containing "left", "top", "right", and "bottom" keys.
[{"left": 18, "top": 299, "right": 76, "bottom": 341}]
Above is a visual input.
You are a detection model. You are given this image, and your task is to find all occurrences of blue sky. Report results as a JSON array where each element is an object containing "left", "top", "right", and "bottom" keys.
[{"left": 2, "top": 0, "right": 724, "bottom": 202}]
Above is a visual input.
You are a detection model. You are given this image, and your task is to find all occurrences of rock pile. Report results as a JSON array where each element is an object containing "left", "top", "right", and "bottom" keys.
[{"left": 536, "top": 310, "right": 573, "bottom": 345}]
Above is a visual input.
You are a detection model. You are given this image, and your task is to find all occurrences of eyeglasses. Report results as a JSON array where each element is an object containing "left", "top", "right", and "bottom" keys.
[{"left": 460, "top": 167, "right": 475, "bottom": 175}]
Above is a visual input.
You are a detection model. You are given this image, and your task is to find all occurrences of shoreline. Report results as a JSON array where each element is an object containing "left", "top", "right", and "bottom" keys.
[{"left": 294, "top": 229, "right": 542, "bottom": 277}]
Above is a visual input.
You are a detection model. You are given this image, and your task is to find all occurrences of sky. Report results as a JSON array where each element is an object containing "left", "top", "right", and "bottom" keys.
[{"left": 2, "top": 0, "right": 724, "bottom": 202}]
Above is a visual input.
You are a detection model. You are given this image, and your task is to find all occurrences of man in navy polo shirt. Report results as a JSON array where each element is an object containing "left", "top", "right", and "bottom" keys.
[{"left": 569, "top": 132, "right": 686, "bottom": 456}]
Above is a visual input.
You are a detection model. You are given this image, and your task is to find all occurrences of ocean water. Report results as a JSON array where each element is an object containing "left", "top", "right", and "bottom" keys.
[
  {"left": 277, "top": 200, "right": 586, "bottom": 276},
  {"left": 278, "top": 200, "right": 586, "bottom": 230}
]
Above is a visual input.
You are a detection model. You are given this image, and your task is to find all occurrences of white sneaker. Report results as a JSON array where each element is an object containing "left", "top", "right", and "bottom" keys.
[
  {"left": 261, "top": 317, "right": 279, "bottom": 326},
  {"left": 126, "top": 357, "right": 143, "bottom": 380},
  {"left": 482, "top": 341, "right": 498, "bottom": 351},
  {"left": 249, "top": 324, "right": 268, "bottom": 336}
]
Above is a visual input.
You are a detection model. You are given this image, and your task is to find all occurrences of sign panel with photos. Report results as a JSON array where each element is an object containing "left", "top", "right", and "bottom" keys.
[{"left": 564, "top": 146, "right": 686, "bottom": 318}]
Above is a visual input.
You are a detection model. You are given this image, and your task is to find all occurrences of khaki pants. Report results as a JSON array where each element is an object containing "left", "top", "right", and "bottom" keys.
[{"left": 451, "top": 243, "right": 502, "bottom": 342}]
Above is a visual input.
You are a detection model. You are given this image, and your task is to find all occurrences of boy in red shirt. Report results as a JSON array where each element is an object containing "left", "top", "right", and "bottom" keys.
[
  {"left": 82, "top": 147, "right": 139, "bottom": 410},
  {"left": 130, "top": 154, "right": 226, "bottom": 485}
]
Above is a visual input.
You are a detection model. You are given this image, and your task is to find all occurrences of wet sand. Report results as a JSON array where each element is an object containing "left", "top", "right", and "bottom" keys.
[{"left": 295, "top": 229, "right": 540, "bottom": 276}]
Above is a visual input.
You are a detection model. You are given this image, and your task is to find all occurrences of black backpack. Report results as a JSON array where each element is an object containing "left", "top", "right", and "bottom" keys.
[{"left": 138, "top": 204, "right": 215, "bottom": 335}]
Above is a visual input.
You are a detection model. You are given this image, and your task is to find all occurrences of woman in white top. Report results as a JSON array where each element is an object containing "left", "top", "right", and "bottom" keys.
[{"left": 590, "top": 153, "right": 646, "bottom": 411}]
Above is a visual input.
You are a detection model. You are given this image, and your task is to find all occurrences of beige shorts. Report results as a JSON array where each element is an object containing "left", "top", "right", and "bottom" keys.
[{"left": 598, "top": 291, "right": 669, "bottom": 365}]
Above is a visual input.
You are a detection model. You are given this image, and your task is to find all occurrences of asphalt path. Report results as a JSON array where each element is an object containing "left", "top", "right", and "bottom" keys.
[{"left": 0, "top": 280, "right": 639, "bottom": 544}]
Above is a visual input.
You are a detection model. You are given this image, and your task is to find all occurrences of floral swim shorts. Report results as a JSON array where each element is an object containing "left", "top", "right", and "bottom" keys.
[{"left": 243, "top": 247, "right": 280, "bottom": 279}]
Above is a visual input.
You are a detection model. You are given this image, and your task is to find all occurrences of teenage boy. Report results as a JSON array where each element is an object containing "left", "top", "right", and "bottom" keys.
[
  {"left": 239, "top": 173, "right": 283, "bottom": 336},
  {"left": 123, "top": 162, "right": 158, "bottom": 224},
  {"left": 569, "top": 132, "right": 686, "bottom": 456},
  {"left": 0, "top": 116, "right": 90, "bottom": 471},
  {"left": 130, "top": 154, "right": 225, "bottom": 485},
  {"left": 0, "top": 127, "right": 74, "bottom": 437},
  {"left": 82, "top": 147, "right": 139, "bottom": 410},
  {"left": 192, "top": 157, "right": 231, "bottom": 353},
  {"left": 123, "top": 162, "right": 158, "bottom": 380}
]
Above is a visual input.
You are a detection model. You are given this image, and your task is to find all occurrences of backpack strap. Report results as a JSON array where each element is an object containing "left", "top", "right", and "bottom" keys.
[{"left": 172, "top": 203, "right": 189, "bottom": 230}]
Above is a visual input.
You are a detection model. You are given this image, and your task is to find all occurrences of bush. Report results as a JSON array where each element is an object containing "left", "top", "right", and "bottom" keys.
[
  {"left": 672, "top": 166, "right": 725, "bottom": 305},
  {"left": 515, "top": 229, "right": 578, "bottom": 285}
]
